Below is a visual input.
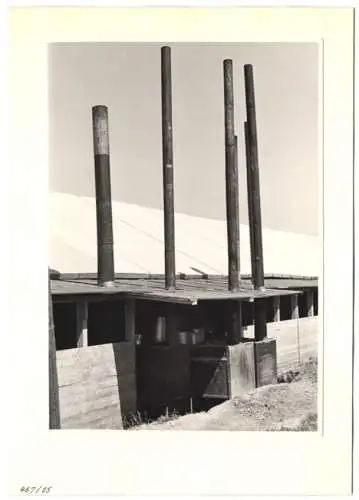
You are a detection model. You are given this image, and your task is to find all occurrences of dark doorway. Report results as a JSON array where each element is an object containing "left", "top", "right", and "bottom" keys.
[
  {"left": 87, "top": 300, "right": 126, "bottom": 346},
  {"left": 53, "top": 302, "right": 77, "bottom": 350}
]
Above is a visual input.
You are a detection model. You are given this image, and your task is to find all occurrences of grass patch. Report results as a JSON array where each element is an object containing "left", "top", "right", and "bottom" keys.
[
  {"left": 268, "top": 411, "right": 317, "bottom": 431},
  {"left": 277, "top": 356, "right": 318, "bottom": 384},
  {"left": 126, "top": 408, "right": 180, "bottom": 429}
]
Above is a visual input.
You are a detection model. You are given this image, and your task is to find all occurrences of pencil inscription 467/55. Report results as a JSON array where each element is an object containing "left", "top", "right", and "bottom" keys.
[{"left": 20, "top": 486, "right": 52, "bottom": 495}]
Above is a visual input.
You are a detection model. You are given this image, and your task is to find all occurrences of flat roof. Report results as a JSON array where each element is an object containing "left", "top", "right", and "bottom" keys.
[{"left": 50, "top": 274, "right": 316, "bottom": 305}]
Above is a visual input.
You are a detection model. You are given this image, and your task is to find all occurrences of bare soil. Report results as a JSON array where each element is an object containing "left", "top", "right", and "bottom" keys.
[{"left": 133, "top": 357, "right": 318, "bottom": 431}]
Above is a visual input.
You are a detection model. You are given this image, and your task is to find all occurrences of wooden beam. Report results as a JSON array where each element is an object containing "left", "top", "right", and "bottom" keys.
[
  {"left": 166, "top": 303, "right": 180, "bottom": 345},
  {"left": 273, "top": 295, "right": 280, "bottom": 322},
  {"left": 76, "top": 301, "right": 88, "bottom": 347},
  {"left": 49, "top": 274, "right": 61, "bottom": 429},
  {"left": 306, "top": 290, "right": 314, "bottom": 317},
  {"left": 254, "top": 298, "right": 267, "bottom": 341},
  {"left": 125, "top": 299, "right": 136, "bottom": 342},
  {"left": 228, "top": 301, "right": 243, "bottom": 345},
  {"left": 290, "top": 294, "right": 299, "bottom": 319},
  {"left": 92, "top": 105, "right": 115, "bottom": 288},
  {"left": 161, "top": 46, "right": 176, "bottom": 291}
]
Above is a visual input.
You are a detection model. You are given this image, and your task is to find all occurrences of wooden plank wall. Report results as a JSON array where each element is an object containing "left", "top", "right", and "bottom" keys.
[
  {"left": 49, "top": 277, "right": 61, "bottom": 429},
  {"left": 57, "top": 341, "right": 136, "bottom": 429},
  {"left": 244, "top": 316, "right": 319, "bottom": 373}
]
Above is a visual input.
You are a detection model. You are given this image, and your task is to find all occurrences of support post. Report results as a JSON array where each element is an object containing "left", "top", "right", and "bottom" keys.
[
  {"left": 244, "top": 64, "right": 265, "bottom": 290},
  {"left": 227, "top": 301, "right": 242, "bottom": 345},
  {"left": 223, "top": 59, "right": 242, "bottom": 344},
  {"left": 223, "top": 59, "right": 240, "bottom": 292},
  {"left": 166, "top": 303, "right": 179, "bottom": 345},
  {"left": 306, "top": 290, "right": 314, "bottom": 317},
  {"left": 232, "top": 137, "right": 243, "bottom": 342},
  {"left": 234, "top": 134, "right": 241, "bottom": 275},
  {"left": 49, "top": 274, "right": 61, "bottom": 429},
  {"left": 244, "top": 64, "right": 267, "bottom": 341},
  {"left": 244, "top": 122, "right": 256, "bottom": 286},
  {"left": 291, "top": 294, "right": 299, "bottom": 320},
  {"left": 273, "top": 295, "right": 280, "bottom": 322},
  {"left": 92, "top": 105, "right": 115, "bottom": 288},
  {"left": 161, "top": 46, "right": 176, "bottom": 291},
  {"left": 125, "top": 299, "right": 136, "bottom": 342},
  {"left": 76, "top": 301, "right": 88, "bottom": 347}
]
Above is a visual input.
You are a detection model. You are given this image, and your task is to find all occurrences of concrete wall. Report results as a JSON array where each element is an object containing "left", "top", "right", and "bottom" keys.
[{"left": 245, "top": 316, "right": 319, "bottom": 373}]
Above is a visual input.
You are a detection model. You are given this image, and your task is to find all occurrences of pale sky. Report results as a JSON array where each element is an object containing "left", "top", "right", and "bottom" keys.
[{"left": 49, "top": 42, "right": 319, "bottom": 236}]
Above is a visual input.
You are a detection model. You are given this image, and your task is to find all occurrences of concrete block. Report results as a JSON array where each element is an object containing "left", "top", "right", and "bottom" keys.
[
  {"left": 227, "top": 341, "right": 256, "bottom": 396},
  {"left": 253, "top": 338, "right": 278, "bottom": 387},
  {"left": 190, "top": 339, "right": 278, "bottom": 400}
]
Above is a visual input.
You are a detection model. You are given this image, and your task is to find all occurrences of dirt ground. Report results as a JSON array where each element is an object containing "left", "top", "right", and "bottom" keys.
[{"left": 133, "top": 357, "right": 318, "bottom": 431}]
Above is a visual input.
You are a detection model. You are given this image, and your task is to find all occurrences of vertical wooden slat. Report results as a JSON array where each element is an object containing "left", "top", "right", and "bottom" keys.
[
  {"left": 290, "top": 294, "right": 299, "bottom": 320},
  {"left": 92, "top": 105, "right": 115, "bottom": 288},
  {"left": 166, "top": 303, "right": 180, "bottom": 345},
  {"left": 228, "top": 301, "right": 243, "bottom": 345},
  {"left": 306, "top": 290, "right": 314, "bottom": 317},
  {"left": 244, "top": 64, "right": 267, "bottom": 342},
  {"left": 273, "top": 296, "right": 281, "bottom": 323},
  {"left": 76, "top": 301, "right": 88, "bottom": 347},
  {"left": 49, "top": 275, "right": 61, "bottom": 429},
  {"left": 161, "top": 46, "right": 176, "bottom": 291},
  {"left": 125, "top": 299, "right": 136, "bottom": 342}
]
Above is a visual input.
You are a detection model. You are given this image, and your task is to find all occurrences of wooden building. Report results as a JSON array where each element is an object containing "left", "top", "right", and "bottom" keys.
[
  {"left": 50, "top": 271, "right": 318, "bottom": 428},
  {"left": 49, "top": 47, "right": 319, "bottom": 430}
]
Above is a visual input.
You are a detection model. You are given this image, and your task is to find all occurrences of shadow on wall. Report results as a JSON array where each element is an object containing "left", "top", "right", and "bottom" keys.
[{"left": 49, "top": 43, "right": 319, "bottom": 236}]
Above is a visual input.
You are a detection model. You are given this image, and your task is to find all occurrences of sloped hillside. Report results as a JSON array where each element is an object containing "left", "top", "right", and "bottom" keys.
[{"left": 49, "top": 192, "right": 320, "bottom": 276}]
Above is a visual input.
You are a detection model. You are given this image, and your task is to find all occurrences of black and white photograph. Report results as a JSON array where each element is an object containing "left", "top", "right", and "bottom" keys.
[
  {"left": 49, "top": 42, "right": 320, "bottom": 431},
  {"left": 6, "top": 5, "right": 354, "bottom": 497}
]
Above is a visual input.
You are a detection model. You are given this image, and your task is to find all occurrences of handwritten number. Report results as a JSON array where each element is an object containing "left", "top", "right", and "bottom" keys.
[{"left": 20, "top": 486, "right": 52, "bottom": 495}]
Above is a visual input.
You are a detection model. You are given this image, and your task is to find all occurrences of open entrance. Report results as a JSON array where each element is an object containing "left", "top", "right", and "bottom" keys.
[
  {"left": 87, "top": 300, "right": 126, "bottom": 346},
  {"left": 53, "top": 302, "right": 77, "bottom": 350}
]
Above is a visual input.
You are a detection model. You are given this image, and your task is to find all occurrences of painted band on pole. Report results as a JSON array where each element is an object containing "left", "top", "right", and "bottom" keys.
[
  {"left": 244, "top": 64, "right": 265, "bottom": 291},
  {"left": 244, "top": 64, "right": 267, "bottom": 342},
  {"left": 223, "top": 59, "right": 240, "bottom": 292},
  {"left": 92, "top": 105, "right": 115, "bottom": 287},
  {"left": 161, "top": 46, "right": 176, "bottom": 291}
]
